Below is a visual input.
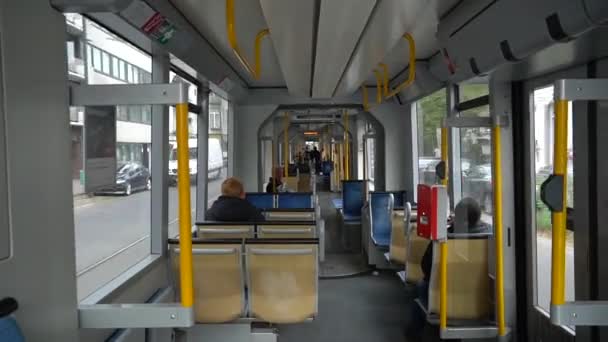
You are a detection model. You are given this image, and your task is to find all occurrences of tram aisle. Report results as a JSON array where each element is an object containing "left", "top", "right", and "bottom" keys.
[{"left": 278, "top": 272, "right": 410, "bottom": 342}]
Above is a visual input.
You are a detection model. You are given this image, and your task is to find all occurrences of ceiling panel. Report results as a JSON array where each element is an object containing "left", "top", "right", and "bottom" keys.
[
  {"left": 259, "top": 0, "right": 316, "bottom": 96},
  {"left": 312, "top": 0, "right": 376, "bottom": 98},
  {"left": 335, "top": 0, "right": 460, "bottom": 95},
  {"left": 170, "top": 0, "right": 285, "bottom": 87}
]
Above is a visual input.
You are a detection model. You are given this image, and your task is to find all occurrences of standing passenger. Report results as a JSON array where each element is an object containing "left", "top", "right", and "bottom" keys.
[{"left": 206, "top": 177, "right": 265, "bottom": 222}]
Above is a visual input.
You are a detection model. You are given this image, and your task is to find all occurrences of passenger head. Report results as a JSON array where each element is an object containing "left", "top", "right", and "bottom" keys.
[
  {"left": 454, "top": 197, "right": 481, "bottom": 232},
  {"left": 313, "top": 146, "right": 318, "bottom": 151},
  {"left": 221, "top": 177, "right": 245, "bottom": 199}
]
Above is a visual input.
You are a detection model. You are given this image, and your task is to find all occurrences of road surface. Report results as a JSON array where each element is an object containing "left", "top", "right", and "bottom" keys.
[{"left": 74, "top": 169, "right": 225, "bottom": 273}]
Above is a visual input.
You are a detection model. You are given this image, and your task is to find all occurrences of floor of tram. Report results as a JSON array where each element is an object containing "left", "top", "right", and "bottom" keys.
[{"left": 279, "top": 180, "right": 432, "bottom": 341}]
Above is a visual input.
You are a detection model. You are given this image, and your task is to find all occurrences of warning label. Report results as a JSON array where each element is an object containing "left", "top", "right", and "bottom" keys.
[{"left": 141, "top": 13, "right": 176, "bottom": 45}]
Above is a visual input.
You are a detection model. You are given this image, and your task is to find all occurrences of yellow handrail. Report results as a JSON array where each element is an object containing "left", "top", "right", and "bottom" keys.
[
  {"left": 373, "top": 70, "right": 383, "bottom": 104},
  {"left": 361, "top": 86, "right": 370, "bottom": 111},
  {"left": 226, "top": 0, "right": 269, "bottom": 79},
  {"left": 385, "top": 33, "right": 416, "bottom": 99},
  {"left": 343, "top": 109, "right": 350, "bottom": 180},
  {"left": 439, "top": 125, "right": 448, "bottom": 330},
  {"left": 283, "top": 112, "right": 289, "bottom": 178},
  {"left": 176, "top": 103, "right": 194, "bottom": 307},
  {"left": 378, "top": 63, "right": 389, "bottom": 97},
  {"left": 551, "top": 99, "right": 569, "bottom": 306},
  {"left": 493, "top": 122, "right": 507, "bottom": 336}
]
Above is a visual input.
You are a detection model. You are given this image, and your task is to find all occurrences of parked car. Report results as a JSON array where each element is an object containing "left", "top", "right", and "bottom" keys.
[
  {"left": 168, "top": 138, "right": 224, "bottom": 185},
  {"left": 462, "top": 163, "right": 493, "bottom": 213},
  {"left": 95, "top": 162, "right": 151, "bottom": 196}
]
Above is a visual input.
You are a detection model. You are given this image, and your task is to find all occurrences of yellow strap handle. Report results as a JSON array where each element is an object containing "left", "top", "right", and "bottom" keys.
[
  {"left": 226, "top": 0, "right": 269, "bottom": 79},
  {"left": 385, "top": 33, "right": 416, "bottom": 99}
]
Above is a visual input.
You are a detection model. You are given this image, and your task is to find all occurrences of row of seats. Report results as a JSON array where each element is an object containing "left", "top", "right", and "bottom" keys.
[
  {"left": 389, "top": 203, "right": 494, "bottom": 324},
  {"left": 169, "top": 238, "right": 319, "bottom": 324},
  {"left": 246, "top": 192, "right": 314, "bottom": 209},
  {"left": 196, "top": 221, "right": 317, "bottom": 239}
]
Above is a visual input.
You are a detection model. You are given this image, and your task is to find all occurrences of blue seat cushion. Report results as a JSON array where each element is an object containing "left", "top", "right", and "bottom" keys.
[
  {"left": 371, "top": 234, "right": 390, "bottom": 247},
  {"left": 332, "top": 198, "right": 343, "bottom": 209}
]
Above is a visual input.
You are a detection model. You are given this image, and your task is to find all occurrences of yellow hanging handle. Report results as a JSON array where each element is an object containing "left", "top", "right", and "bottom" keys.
[
  {"left": 493, "top": 121, "right": 507, "bottom": 336},
  {"left": 439, "top": 125, "right": 448, "bottom": 330},
  {"left": 176, "top": 103, "right": 193, "bottom": 307},
  {"left": 226, "top": 0, "right": 269, "bottom": 79},
  {"left": 373, "top": 69, "right": 383, "bottom": 104},
  {"left": 551, "top": 100, "right": 569, "bottom": 307},
  {"left": 385, "top": 33, "right": 416, "bottom": 99}
]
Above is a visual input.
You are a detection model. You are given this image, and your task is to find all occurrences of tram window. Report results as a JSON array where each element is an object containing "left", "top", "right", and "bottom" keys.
[
  {"left": 67, "top": 16, "right": 155, "bottom": 300},
  {"left": 414, "top": 88, "right": 446, "bottom": 185},
  {"left": 366, "top": 138, "right": 375, "bottom": 187},
  {"left": 458, "top": 78, "right": 489, "bottom": 103},
  {"left": 459, "top": 126, "right": 493, "bottom": 219},
  {"left": 207, "top": 92, "right": 229, "bottom": 205},
  {"left": 531, "top": 86, "right": 575, "bottom": 317}
]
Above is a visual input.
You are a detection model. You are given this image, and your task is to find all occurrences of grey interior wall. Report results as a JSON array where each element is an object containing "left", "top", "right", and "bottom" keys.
[
  {"left": 234, "top": 104, "right": 279, "bottom": 191},
  {"left": 0, "top": 2, "right": 80, "bottom": 340},
  {"left": 370, "top": 103, "right": 415, "bottom": 194}
]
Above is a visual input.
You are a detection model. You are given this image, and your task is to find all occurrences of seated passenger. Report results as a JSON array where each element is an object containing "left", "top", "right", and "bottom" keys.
[
  {"left": 265, "top": 177, "right": 282, "bottom": 193},
  {"left": 406, "top": 197, "right": 488, "bottom": 338},
  {"left": 206, "top": 177, "right": 265, "bottom": 222}
]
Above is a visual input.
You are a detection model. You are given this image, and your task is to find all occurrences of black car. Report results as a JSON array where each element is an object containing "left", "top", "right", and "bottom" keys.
[{"left": 95, "top": 162, "right": 151, "bottom": 196}]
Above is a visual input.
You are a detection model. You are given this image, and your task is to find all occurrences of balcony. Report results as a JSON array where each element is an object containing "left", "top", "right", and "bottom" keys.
[
  {"left": 65, "top": 13, "right": 84, "bottom": 34},
  {"left": 68, "top": 56, "right": 86, "bottom": 81}
]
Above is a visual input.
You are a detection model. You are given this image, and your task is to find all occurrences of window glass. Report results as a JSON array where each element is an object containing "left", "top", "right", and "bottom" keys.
[
  {"left": 127, "top": 64, "right": 134, "bottom": 83},
  {"left": 133, "top": 68, "right": 140, "bottom": 84},
  {"left": 92, "top": 47, "right": 101, "bottom": 69},
  {"left": 208, "top": 92, "right": 229, "bottom": 204},
  {"left": 414, "top": 88, "right": 445, "bottom": 185},
  {"left": 532, "top": 86, "right": 575, "bottom": 319},
  {"left": 460, "top": 126, "right": 493, "bottom": 219},
  {"left": 118, "top": 60, "right": 126, "bottom": 80},
  {"left": 67, "top": 17, "right": 154, "bottom": 301},
  {"left": 459, "top": 78, "right": 489, "bottom": 103},
  {"left": 101, "top": 52, "right": 111, "bottom": 74},
  {"left": 112, "top": 57, "right": 119, "bottom": 78},
  {"left": 365, "top": 138, "right": 375, "bottom": 191},
  {"left": 460, "top": 104, "right": 490, "bottom": 118}
]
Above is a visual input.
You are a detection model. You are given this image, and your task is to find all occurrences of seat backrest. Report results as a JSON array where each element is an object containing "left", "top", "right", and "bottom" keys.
[
  {"left": 169, "top": 239, "right": 244, "bottom": 323},
  {"left": 388, "top": 190, "right": 406, "bottom": 209},
  {"left": 277, "top": 192, "right": 313, "bottom": 209},
  {"left": 264, "top": 208, "right": 315, "bottom": 221},
  {"left": 283, "top": 176, "right": 299, "bottom": 192},
  {"left": 369, "top": 192, "right": 393, "bottom": 244},
  {"left": 342, "top": 180, "right": 366, "bottom": 216},
  {"left": 246, "top": 239, "right": 319, "bottom": 323},
  {"left": 245, "top": 193, "right": 275, "bottom": 209},
  {"left": 405, "top": 220, "right": 429, "bottom": 283},
  {"left": 389, "top": 210, "right": 407, "bottom": 264},
  {"left": 197, "top": 223, "right": 255, "bottom": 239},
  {"left": 257, "top": 222, "right": 316, "bottom": 239},
  {"left": 428, "top": 237, "right": 491, "bottom": 320}
]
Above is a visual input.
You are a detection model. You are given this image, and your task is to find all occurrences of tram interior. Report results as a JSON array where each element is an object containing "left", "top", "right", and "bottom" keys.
[{"left": 1, "top": 0, "right": 608, "bottom": 342}]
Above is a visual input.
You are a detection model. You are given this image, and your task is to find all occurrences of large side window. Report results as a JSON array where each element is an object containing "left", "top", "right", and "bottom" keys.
[
  {"left": 413, "top": 88, "right": 446, "bottom": 186},
  {"left": 66, "top": 16, "right": 154, "bottom": 300},
  {"left": 455, "top": 78, "right": 492, "bottom": 221},
  {"left": 207, "top": 92, "right": 229, "bottom": 204},
  {"left": 531, "top": 86, "right": 575, "bottom": 319}
]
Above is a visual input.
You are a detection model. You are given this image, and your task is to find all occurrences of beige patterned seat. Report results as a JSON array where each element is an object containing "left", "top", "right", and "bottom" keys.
[
  {"left": 197, "top": 223, "right": 255, "bottom": 239},
  {"left": 246, "top": 240, "right": 318, "bottom": 323},
  {"left": 389, "top": 211, "right": 407, "bottom": 264}
]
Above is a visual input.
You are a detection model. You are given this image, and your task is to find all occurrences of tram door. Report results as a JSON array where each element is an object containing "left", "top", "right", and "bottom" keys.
[{"left": 521, "top": 67, "right": 583, "bottom": 342}]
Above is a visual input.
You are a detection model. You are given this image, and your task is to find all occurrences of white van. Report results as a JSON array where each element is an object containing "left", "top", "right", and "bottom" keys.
[{"left": 168, "top": 138, "right": 224, "bottom": 184}]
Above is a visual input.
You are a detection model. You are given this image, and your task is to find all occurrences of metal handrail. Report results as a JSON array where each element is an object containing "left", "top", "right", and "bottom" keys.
[
  {"left": 385, "top": 33, "right": 416, "bottom": 99},
  {"left": 226, "top": 0, "right": 269, "bottom": 79}
]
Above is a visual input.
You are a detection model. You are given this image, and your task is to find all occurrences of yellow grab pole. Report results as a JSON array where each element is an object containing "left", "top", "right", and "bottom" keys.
[
  {"left": 271, "top": 139, "right": 276, "bottom": 193},
  {"left": 378, "top": 63, "right": 389, "bottom": 96},
  {"left": 284, "top": 112, "right": 289, "bottom": 178},
  {"left": 385, "top": 33, "right": 416, "bottom": 99},
  {"left": 343, "top": 110, "right": 350, "bottom": 180},
  {"left": 176, "top": 103, "right": 194, "bottom": 307},
  {"left": 361, "top": 86, "right": 370, "bottom": 112},
  {"left": 439, "top": 125, "right": 448, "bottom": 330},
  {"left": 493, "top": 124, "right": 507, "bottom": 336},
  {"left": 551, "top": 99, "right": 569, "bottom": 306}
]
